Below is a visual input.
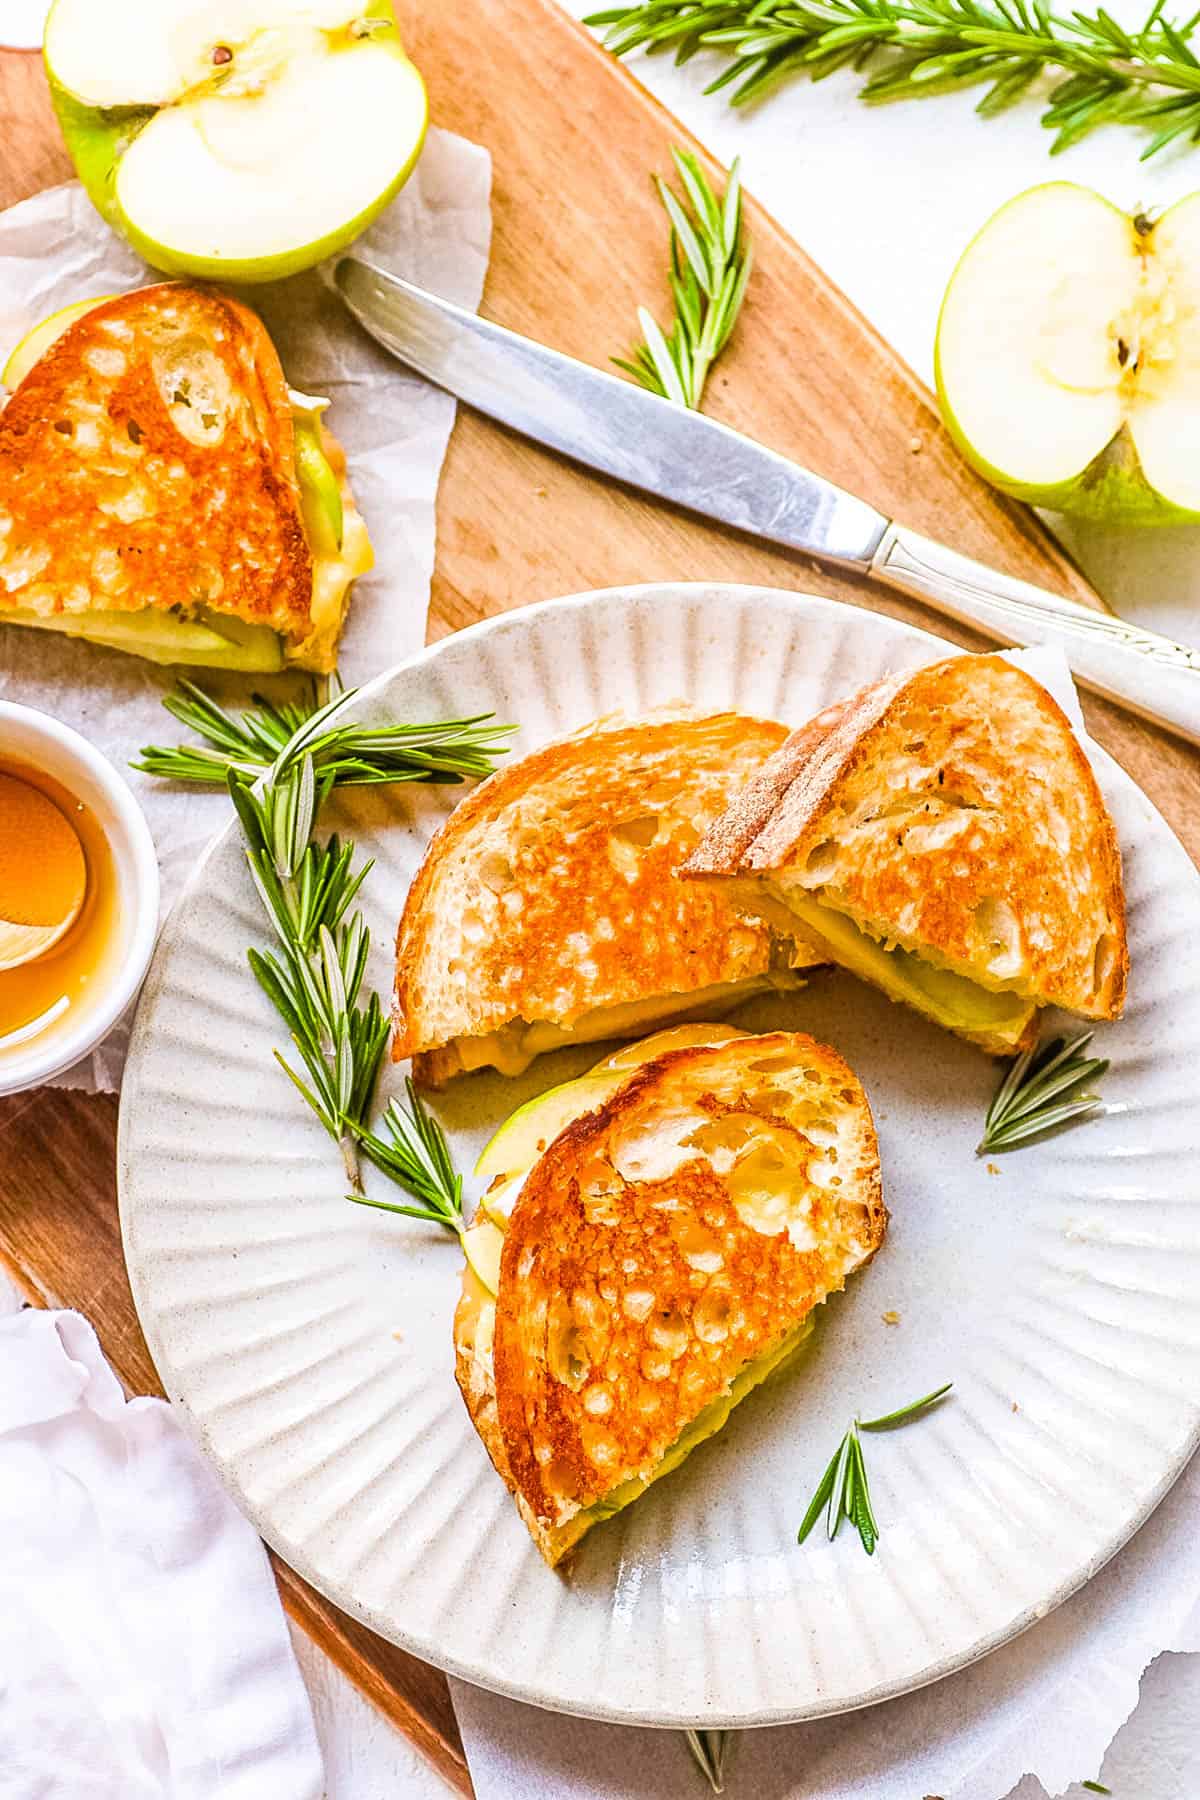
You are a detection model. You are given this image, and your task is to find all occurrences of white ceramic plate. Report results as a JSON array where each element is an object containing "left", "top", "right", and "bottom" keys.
[{"left": 119, "top": 585, "right": 1200, "bottom": 1728}]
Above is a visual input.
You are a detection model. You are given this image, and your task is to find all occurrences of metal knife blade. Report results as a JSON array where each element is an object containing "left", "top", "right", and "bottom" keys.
[
  {"left": 332, "top": 257, "right": 886, "bottom": 566},
  {"left": 332, "top": 255, "right": 1200, "bottom": 749}
]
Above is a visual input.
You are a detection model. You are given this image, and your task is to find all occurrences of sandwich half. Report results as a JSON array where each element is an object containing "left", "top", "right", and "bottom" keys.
[
  {"left": 456, "top": 1026, "right": 886, "bottom": 1566},
  {"left": 393, "top": 711, "right": 827, "bottom": 1085},
  {"left": 683, "top": 653, "right": 1127, "bottom": 1052},
  {"left": 0, "top": 283, "right": 372, "bottom": 672}
]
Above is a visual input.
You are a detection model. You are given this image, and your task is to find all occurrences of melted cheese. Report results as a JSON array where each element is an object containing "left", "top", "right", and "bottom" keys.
[
  {"left": 778, "top": 891, "right": 1036, "bottom": 1048},
  {"left": 289, "top": 445, "right": 374, "bottom": 672},
  {"left": 450, "top": 973, "right": 806, "bottom": 1078}
]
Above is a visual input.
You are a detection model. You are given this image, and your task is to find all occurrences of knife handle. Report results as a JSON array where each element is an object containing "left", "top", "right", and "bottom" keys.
[{"left": 871, "top": 523, "right": 1200, "bottom": 749}]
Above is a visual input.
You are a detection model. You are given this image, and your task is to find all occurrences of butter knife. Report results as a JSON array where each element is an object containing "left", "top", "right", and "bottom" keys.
[{"left": 332, "top": 255, "right": 1200, "bottom": 749}]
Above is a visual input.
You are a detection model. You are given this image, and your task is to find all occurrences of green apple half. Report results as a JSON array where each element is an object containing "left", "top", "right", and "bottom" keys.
[
  {"left": 936, "top": 182, "right": 1200, "bottom": 525},
  {"left": 44, "top": 0, "right": 427, "bottom": 283}
]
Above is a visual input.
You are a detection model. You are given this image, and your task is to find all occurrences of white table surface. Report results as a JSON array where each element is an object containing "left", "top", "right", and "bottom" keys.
[{"left": 7, "top": 0, "right": 1199, "bottom": 1788}]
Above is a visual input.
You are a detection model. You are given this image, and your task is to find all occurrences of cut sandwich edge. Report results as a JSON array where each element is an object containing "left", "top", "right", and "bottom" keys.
[
  {"left": 407, "top": 967, "right": 821, "bottom": 1087},
  {"left": 456, "top": 1278, "right": 818, "bottom": 1567}
]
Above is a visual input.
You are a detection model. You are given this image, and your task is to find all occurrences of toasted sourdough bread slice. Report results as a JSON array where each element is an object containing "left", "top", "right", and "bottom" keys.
[
  {"left": 393, "top": 712, "right": 827, "bottom": 1086},
  {"left": 683, "top": 654, "right": 1127, "bottom": 1053},
  {"left": 0, "top": 284, "right": 371, "bottom": 672},
  {"left": 455, "top": 1029, "right": 886, "bottom": 1567}
]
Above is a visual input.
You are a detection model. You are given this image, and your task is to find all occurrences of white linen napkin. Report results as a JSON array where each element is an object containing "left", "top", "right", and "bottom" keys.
[{"left": 0, "top": 1307, "right": 324, "bottom": 1800}]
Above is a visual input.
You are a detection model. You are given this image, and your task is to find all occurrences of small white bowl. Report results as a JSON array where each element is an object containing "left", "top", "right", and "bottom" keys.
[{"left": 0, "top": 703, "right": 159, "bottom": 1094}]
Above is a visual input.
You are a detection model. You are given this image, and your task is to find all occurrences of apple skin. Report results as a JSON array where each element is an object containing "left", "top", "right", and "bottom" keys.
[
  {"left": 933, "top": 182, "right": 1200, "bottom": 529},
  {"left": 46, "top": 0, "right": 427, "bottom": 285},
  {"left": 935, "top": 380, "right": 1199, "bottom": 528}
]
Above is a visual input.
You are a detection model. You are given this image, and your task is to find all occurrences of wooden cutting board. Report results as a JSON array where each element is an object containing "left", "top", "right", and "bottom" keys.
[{"left": 2, "top": 5, "right": 1199, "bottom": 1791}]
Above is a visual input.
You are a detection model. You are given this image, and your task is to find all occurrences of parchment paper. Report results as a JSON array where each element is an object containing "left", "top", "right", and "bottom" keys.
[{"left": 0, "top": 128, "right": 492, "bottom": 1090}]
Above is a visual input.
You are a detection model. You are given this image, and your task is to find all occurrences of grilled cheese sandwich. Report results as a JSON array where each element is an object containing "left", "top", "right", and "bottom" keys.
[
  {"left": 684, "top": 654, "right": 1127, "bottom": 1053},
  {"left": 393, "top": 711, "right": 827, "bottom": 1086},
  {"left": 0, "top": 284, "right": 372, "bottom": 672},
  {"left": 455, "top": 1026, "right": 886, "bottom": 1566}
]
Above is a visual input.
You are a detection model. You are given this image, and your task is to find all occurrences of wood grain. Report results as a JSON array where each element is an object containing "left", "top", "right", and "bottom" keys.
[{"left": 2, "top": 0, "right": 1198, "bottom": 1786}]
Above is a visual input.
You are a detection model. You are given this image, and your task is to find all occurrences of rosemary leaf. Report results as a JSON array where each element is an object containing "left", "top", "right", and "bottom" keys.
[
  {"left": 826, "top": 1422, "right": 856, "bottom": 1540},
  {"left": 351, "top": 1077, "right": 466, "bottom": 1233},
  {"left": 797, "top": 1439, "right": 844, "bottom": 1542},
  {"left": 684, "top": 1728, "right": 731, "bottom": 1794},
  {"left": 799, "top": 1384, "right": 953, "bottom": 1553},
  {"left": 135, "top": 676, "right": 512, "bottom": 789},
  {"left": 849, "top": 1431, "right": 879, "bottom": 1553},
  {"left": 979, "top": 1031, "right": 1109, "bottom": 1154},
  {"left": 859, "top": 1381, "right": 955, "bottom": 1431},
  {"left": 586, "top": 0, "right": 1200, "bottom": 158},
  {"left": 620, "top": 149, "right": 751, "bottom": 411}
]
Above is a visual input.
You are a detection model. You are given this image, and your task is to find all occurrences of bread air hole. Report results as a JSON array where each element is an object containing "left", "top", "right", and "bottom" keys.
[
  {"left": 694, "top": 1288, "right": 732, "bottom": 1344},
  {"left": 973, "top": 897, "right": 1025, "bottom": 982},
  {"left": 608, "top": 813, "right": 661, "bottom": 881},
  {"left": 611, "top": 814, "right": 660, "bottom": 848},
  {"left": 547, "top": 1318, "right": 591, "bottom": 1391},
  {"left": 803, "top": 839, "right": 839, "bottom": 882},
  {"left": 477, "top": 850, "right": 514, "bottom": 895},
  {"left": 153, "top": 338, "right": 232, "bottom": 448},
  {"left": 1093, "top": 931, "right": 1119, "bottom": 997},
  {"left": 647, "top": 1310, "right": 689, "bottom": 1358}
]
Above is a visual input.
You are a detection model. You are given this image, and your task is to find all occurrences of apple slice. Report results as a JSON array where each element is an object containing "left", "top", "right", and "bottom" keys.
[
  {"left": 1, "top": 296, "right": 116, "bottom": 390},
  {"left": 44, "top": 0, "right": 427, "bottom": 283},
  {"left": 474, "top": 1023, "right": 749, "bottom": 1186},
  {"left": 462, "top": 1218, "right": 505, "bottom": 1298},
  {"left": 936, "top": 181, "right": 1200, "bottom": 524}
]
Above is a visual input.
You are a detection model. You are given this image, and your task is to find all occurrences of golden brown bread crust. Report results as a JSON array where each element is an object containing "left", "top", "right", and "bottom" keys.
[
  {"left": 487, "top": 1032, "right": 885, "bottom": 1554},
  {"left": 393, "top": 712, "right": 825, "bottom": 1079},
  {"left": 684, "top": 680, "right": 902, "bottom": 876},
  {"left": 684, "top": 655, "right": 1128, "bottom": 1023},
  {"left": 0, "top": 283, "right": 315, "bottom": 646}
]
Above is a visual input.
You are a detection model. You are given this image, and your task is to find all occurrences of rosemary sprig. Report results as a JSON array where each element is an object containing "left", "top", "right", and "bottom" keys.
[
  {"left": 684, "top": 1729, "right": 731, "bottom": 1793},
  {"left": 349, "top": 1076, "right": 466, "bottom": 1233},
  {"left": 227, "top": 756, "right": 387, "bottom": 1187},
  {"left": 616, "top": 147, "right": 752, "bottom": 410},
  {"left": 586, "top": 0, "right": 1200, "bottom": 160},
  {"left": 134, "top": 677, "right": 511, "bottom": 789},
  {"left": 231, "top": 752, "right": 464, "bottom": 1220},
  {"left": 173, "top": 678, "right": 468, "bottom": 1226},
  {"left": 978, "top": 1030, "right": 1109, "bottom": 1154},
  {"left": 797, "top": 1382, "right": 953, "bottom": 1555}
]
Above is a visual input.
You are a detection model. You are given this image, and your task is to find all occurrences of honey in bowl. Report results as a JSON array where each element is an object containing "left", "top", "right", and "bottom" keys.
[{"left": 0, "top": 756, "right": 119, "bottom": 1054}]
